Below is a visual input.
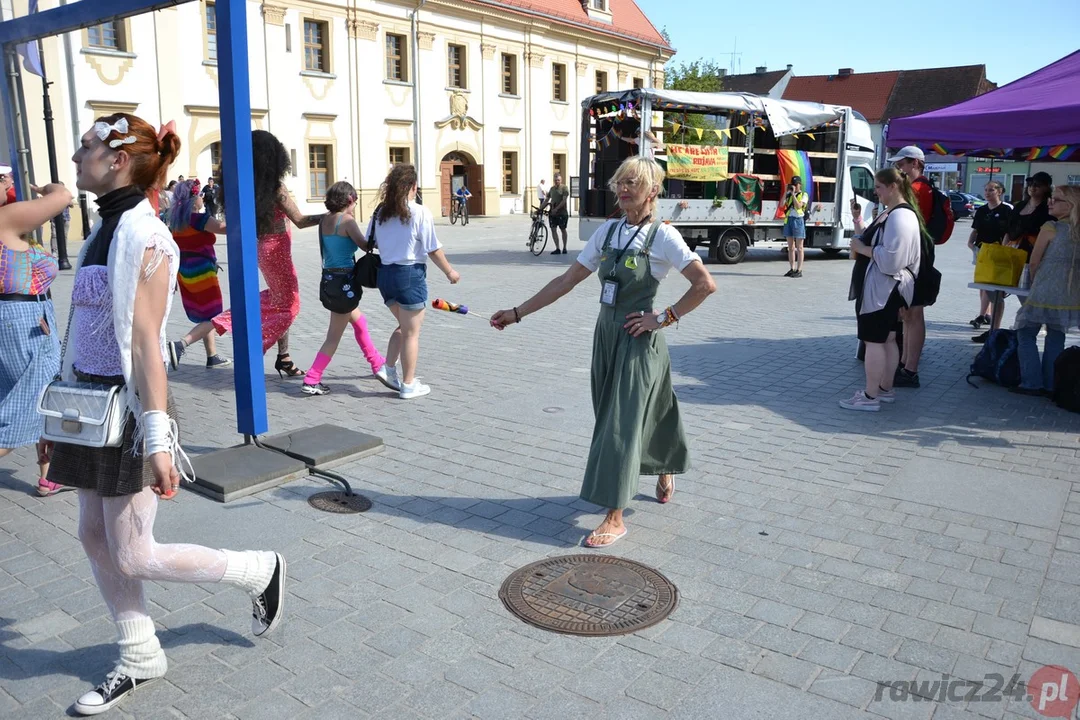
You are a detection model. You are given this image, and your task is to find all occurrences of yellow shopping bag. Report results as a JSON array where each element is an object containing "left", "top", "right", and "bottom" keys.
[{"left": 974, "top": 243, "right": 1026, "bottom": 286}]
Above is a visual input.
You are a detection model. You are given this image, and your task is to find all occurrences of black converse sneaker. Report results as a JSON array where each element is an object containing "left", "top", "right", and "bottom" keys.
[
  {"left": 251, "top": 552, "right": 286, "bottom": 637},
  {"left": 74, "top": 671, "right": 158, "bottom": 716},
  {"left": 168, "top": 340, "right": 186, "bottom": 371}
]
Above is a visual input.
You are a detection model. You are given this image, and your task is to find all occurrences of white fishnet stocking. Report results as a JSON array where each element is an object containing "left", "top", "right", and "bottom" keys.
[{"left": 78, "top": 488, "right": 228, "bottom": 623}]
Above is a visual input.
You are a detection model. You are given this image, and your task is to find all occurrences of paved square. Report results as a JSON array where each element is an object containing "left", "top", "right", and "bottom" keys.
[{"left": 3, "top": 215, "right": 1080, "bottom": 719}]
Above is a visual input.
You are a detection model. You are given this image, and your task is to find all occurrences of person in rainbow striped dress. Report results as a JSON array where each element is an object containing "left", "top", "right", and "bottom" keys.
[{"left": 165, "top": 180, "right": 231, "bottom": 368}]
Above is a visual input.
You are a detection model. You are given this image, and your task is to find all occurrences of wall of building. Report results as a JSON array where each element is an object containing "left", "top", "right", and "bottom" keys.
[{"left": 17, "top": 0, "right": 670, "bottom": 242}]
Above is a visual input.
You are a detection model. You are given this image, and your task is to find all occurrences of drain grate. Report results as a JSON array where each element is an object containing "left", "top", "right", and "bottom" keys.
[
  {"left": 307, "top": 490, "right": 372, "bottom": 514},
  {"left": 499, "top": 554, "right": 678, "bottom": 636}
]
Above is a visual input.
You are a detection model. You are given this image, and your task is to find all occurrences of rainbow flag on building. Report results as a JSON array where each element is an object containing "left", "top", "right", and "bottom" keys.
[{"left": 774, "top": 150, "right": 813, "bottom": 219}]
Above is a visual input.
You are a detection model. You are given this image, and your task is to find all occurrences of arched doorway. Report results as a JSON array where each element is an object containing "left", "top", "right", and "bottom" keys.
[{"left": 440, "top": 151, "right": 484, "bottom": 217}]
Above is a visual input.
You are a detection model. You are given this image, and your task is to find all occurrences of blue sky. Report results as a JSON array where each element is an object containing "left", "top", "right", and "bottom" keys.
[{"left": 636, "top": 0, "right": 1080, "bottom": 86}]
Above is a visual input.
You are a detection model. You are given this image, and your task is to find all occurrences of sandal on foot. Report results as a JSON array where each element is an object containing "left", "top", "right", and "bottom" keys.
[
  {"left": 584, "top": 528, "right": 627, "bottom": 548},
  {"left": 656, "top": 475, "right": 674, "bottom": 504},
  {"left": 37, "top": 478, "right": 68, "bottom": 497}
]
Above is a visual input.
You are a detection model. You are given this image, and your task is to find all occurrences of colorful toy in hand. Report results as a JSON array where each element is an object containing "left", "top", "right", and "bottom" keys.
[{"left": 432, "top": 298, "right": 485, "bottom": 319}]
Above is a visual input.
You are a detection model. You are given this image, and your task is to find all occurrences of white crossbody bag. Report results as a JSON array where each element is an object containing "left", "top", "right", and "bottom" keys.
[{"left": 36, "top": 308, "right": 128, "bottom": 448}]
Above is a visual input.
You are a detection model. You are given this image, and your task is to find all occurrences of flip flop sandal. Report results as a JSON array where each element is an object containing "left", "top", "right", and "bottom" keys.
[
  {"left": 656, "top": 476, "right": 674, "bottom": 504},
  {"left": 584, "top": 528, "right": 627, "bottom": 548}
]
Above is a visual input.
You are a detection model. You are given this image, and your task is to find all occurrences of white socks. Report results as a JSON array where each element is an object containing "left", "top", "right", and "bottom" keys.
[
  {"left": 221, "top": 550, "right": 276, "bottom": 597},
  {"left": 115, "top": 617, "right": 167, "bottom": 679}
]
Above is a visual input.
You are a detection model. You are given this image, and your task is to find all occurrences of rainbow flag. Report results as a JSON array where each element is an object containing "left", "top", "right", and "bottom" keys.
[
  {"left": 774, "top": 150, "right": 813, "bottom": 219},
  {"left": 1050, "top": 145, "right": 1076, "bottom": 159}
]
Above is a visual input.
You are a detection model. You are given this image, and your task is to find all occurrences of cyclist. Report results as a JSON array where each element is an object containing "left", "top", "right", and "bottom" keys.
[{"left": 454, "top": 184, "right": 472, "bottom": 217}]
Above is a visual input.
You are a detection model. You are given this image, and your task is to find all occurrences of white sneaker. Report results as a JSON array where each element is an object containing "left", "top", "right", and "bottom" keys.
[
  {"left": 374, "top": 364, "right": 401, "bottom": 391},
  {"left": 839, "top": 390, "right": 880, "bottom": 412},
  {"left": 877, "top": 388, "right": 896, "bottom": 404},
  {"left": 399, "top": 379, "right": 431, "bottom": 400}
]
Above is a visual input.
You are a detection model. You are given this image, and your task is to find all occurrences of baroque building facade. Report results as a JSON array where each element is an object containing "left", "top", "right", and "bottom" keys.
[{"left": 14, "top": 0, "right": 672, "bottom": 231}]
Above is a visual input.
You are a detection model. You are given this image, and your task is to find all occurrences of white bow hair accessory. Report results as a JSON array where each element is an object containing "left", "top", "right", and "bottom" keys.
[{"left": 94, "top": 118, "right": 137, "bottom": 149}]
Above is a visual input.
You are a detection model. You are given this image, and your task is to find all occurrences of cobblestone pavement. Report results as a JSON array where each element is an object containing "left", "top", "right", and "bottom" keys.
[{"left": 2, "top": 214, "right": 1080, "bottom": 719}]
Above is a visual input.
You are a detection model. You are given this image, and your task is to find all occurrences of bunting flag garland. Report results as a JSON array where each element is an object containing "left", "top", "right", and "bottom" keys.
[
  {"left": 694, "top": 127, "right": 703, "bottom": 140},
  {"left": 671, "top": 122, "right": 681, "bottom": 135}
]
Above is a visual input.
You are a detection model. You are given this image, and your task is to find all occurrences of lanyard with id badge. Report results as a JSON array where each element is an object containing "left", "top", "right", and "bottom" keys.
[{"left": 600, "top": 219, "right": 649, "bottom": 306}]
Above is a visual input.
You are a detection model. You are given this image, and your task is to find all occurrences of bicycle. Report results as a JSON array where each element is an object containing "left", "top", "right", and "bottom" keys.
[
  {"left": 450, "top": 195, "right": 469, "bottom": 226},
  {"left": 527, "top": 206, "right": 548, "bottom": 256}
]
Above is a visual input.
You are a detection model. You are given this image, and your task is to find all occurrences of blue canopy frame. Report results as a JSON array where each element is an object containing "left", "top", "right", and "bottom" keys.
[{"left": 0, "top": 0, "right": 268, "bottom": 436}]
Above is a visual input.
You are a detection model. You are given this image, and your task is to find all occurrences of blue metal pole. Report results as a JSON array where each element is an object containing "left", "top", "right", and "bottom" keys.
[{"left": 216, "top": 0, "right": 268, "bottom": 435}]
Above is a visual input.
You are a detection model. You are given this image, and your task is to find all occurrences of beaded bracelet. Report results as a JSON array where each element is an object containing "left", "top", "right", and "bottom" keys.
[{"left": 513, "top": 307, "right": 521, "bottom": 323}]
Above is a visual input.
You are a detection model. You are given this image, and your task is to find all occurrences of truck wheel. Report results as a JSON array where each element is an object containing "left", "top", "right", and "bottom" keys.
[{"left": 715, "top": 228, "right": 748, "bottom": 264}]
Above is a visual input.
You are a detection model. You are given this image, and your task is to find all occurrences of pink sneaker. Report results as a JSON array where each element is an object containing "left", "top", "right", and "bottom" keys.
[
  {"left": 37, "top": 478, "right": 67, "bottom": 497},
  {"left": 839, "top": 390, "right": 881, "bottom": 412}
]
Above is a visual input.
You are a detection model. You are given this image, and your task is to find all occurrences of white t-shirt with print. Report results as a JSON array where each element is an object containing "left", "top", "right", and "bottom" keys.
[
  {"left": 576, "top": 219, "right": 700, "bottom": 281},
  {"left": 365, "top": 201, "right": 442, "bottom": 265}
]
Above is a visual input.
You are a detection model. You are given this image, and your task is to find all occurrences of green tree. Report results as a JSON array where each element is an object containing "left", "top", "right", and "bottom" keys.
[{"left": 662, "top": 59, "right": 726, "bottom": 145}]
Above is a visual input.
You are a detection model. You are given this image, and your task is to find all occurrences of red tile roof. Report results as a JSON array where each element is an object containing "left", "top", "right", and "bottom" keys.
[
  {"left": 783, "top": 70, "right": 901, "bottom": 123},
  {"left": 460, "top": 0, "right": 672, "bottom": 52}
]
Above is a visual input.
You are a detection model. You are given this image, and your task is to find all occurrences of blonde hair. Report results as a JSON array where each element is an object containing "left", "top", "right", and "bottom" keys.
[{"left": 608, "top": 156, "right": 665, "bottom": 216}]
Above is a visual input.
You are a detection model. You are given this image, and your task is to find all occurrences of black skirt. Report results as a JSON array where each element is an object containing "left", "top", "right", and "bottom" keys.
[{"left": 47, "top": 371, "right": 179, "bottom": 497}]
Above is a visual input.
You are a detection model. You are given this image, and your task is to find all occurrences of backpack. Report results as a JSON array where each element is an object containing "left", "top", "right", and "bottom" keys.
[
  {"left": 1053, "top": 346, "right": 1080, "bottom": 413},
  {"left": 917, "top": 177, "right": 954, "bottom": 245},
  {"left": 967, "top": 329, "right": 1020, "bottom": 388}
]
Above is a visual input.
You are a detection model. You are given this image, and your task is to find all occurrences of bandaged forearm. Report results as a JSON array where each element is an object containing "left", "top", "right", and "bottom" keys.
[{"left": 142, "top": 410, "right": 175, "bottom": 457}]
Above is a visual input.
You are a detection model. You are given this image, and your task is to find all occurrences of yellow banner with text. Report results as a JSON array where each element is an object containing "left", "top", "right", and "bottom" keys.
[{"left": 665, "top": 144, "right": 730, "bottom": 181}]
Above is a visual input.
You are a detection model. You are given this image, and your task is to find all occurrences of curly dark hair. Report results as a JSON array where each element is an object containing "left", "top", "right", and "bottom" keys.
[
  {"left": 252, "top": 130, "right": 291, "bottom": 236},
  {"left": 377, "top": 164, "right": 418, "bottom": 225},
  {"left": 324, "top": 181, "right": 357, "bottom": 213}
]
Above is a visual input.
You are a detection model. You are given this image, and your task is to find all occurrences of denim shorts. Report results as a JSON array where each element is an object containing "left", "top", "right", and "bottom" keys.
[
  {"left": 783, "top": 217, "right": 806, "bottom": 239},
  {"left": 377, "top": 262, "right": 428, "bottom": 311}
]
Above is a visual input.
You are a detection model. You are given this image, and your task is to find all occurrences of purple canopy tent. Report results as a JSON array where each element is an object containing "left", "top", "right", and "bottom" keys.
[{"left": 888, "top": 50, "right": 1080, "bottom": 161}]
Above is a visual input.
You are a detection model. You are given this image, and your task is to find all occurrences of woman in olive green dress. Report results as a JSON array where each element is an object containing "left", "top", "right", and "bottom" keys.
[{"left": 491, "top": 156, "right": 716, "bottom": 547}]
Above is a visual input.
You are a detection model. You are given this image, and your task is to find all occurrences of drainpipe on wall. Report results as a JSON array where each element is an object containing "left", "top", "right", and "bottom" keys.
[
  {"left": 410, "top": 0, "right": 426, "bottom": 200},
  {"left": 59, "top": 0, "right": 90, "bottom": 238}
]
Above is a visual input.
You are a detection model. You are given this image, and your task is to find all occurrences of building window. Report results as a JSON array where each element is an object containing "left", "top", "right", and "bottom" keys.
[
  {"left": 595, "top": 70, "right": 608, "bottom": 94},
  {"left": 88, "top": 22, "right": 124, "bottom": 51},
  {"left": 553, "top": 153, "right": 566, "bottom": 182},
  {"left": 501, "top": 53, "right": 517, "bottom": 95},
  {"left": 205, "top": 2, "right": 217, "bottom": 63},
  {"left": 210, "top": 142, "right": 222, "bottom": 181},
  {"left": 388, "top": 147, "right": 410, "bottom": 166},
  {"left": 303, "top": 20, "right": 328, "bottom": 73},
  {"left": 386, "top": 33, "right": 407, "bottom": 81},
  {"left": 552, "top": 63, "right": 566, "bottom": 102},
  {"left": 448, "top": 44, "right": 466, "bottom": 89},
  {"left": 633, "top": 76, "right": 644, "bottom": 89},
  {"left": 308, "top": 144, "right": 332, "bottom": 198},
  {"left": 591, "top": 0, "right": 607, "bottom": 9},
  {"left": 502, "top": 152, "right": 517, "bottom": 194}
]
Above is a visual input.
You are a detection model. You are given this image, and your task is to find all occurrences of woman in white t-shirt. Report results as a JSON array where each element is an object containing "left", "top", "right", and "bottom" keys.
[
  {"left": 367, "top": 164, "right": 460, "bottom": 399},
  {"left": 491, "top": 157, "right": 716, "bottom": 548}
]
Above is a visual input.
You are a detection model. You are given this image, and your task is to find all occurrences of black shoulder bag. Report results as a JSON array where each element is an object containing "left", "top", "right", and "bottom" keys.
[
  {"left": 353, "top": 204, "right": 383, "bottom": 289},
  {"left": 318, "top": 219, "right": 362, "bottom": 314}
]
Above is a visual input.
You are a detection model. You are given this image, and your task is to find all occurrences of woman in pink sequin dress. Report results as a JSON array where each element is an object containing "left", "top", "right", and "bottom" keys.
[{"left": 169, "top": 131, "right": 323, "bottom": 377}]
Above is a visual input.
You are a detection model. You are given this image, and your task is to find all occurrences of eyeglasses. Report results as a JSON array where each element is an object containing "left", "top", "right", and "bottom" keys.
[{"left": 615, "top": 179, "right": 640, "bottom": 189}]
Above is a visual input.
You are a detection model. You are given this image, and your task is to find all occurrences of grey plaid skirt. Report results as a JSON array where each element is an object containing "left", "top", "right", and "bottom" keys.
[{"left": 48, "top": 370, "right": 179, "bottom": 497}]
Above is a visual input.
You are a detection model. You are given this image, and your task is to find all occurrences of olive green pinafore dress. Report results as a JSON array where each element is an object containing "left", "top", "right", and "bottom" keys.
[{"left": 579, "top": 221, "right": 691, "bottom": 510}]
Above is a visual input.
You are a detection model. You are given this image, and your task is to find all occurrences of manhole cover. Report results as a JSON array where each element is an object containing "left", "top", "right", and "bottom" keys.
[
  {"left": 542, "top": 407, "right": 564, "bottom": 414},
  {"left": 307, "top": 490, "right": 372, "bottom": 514},
  {"left": 499, "top": 554, "right": 678, "bottom": 636}
]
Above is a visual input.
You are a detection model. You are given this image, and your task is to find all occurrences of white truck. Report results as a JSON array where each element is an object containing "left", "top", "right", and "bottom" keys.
[{"left": 577, "top": 89, "right": 878, "bottom": 263}]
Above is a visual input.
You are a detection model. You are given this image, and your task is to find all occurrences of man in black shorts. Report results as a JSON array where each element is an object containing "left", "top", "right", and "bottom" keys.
[{"left": 546, "top": 173, "right": 570, "bottom": 254}]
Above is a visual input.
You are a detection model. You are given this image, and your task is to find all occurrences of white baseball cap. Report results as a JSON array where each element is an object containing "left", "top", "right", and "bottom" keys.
[
  {"left": 886, "top": 146, "right": 925, "bottom": 164},
  {"left": 0, "top": 164, "right": 12, "bottom": 175}
]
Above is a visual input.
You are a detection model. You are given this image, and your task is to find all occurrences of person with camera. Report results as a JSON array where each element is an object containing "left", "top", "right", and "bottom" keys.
[{"left": 782, "top": 177, "right": 808, "bottom": 277}]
